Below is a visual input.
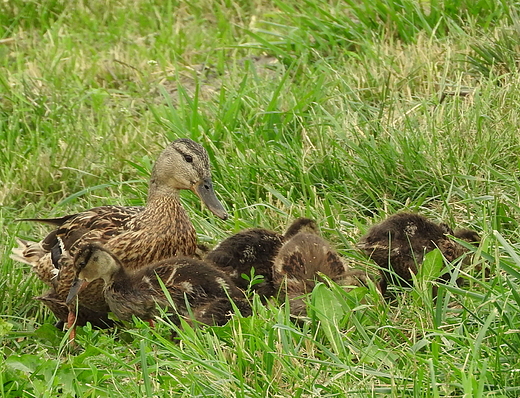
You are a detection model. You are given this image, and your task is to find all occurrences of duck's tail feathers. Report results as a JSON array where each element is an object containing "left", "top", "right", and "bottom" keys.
[
  {"left": 15, "top": 214, "right": 76, "bottom": 226},
  {"left": 10, "top": 237, "right": 46, "bottom": 265}
]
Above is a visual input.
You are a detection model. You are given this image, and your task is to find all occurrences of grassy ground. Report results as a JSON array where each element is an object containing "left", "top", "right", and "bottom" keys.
[{"left": 2, "top": 0, "right": 520, "bottom": 396}]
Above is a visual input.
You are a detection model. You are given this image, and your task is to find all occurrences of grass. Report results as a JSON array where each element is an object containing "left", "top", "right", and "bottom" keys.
[{"left": 2, "top": 0, "right": 520, "bottom": 396}]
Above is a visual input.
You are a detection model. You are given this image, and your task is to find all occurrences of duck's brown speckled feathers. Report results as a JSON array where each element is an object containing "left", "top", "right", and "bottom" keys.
[
  {"left": 357, "top": 212, "right": 480, "bottom": 295},
  {"left": 205, "top": 228, "right": 282, "bottom": 296},
  {"left": 273, "top": 232, "right": 366, "bottom": 316},
  {"left": 273, "top": 232, "right": 348, "bottom": 294},
  {"left": 35, "top": 290, "right": 114, "bottom": 329},
  {"left": 205, "top": 217, "right": 318, "bottom": 297},
  {"left": 67, "top": 243, "right": 249, "bottom": 331},
  {"left": 11, "top": 138, "right": 227, "bottom": 329}
]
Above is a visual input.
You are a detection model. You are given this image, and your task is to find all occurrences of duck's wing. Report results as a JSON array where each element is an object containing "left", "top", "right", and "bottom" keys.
[
  {"left": 11, "top": 206, "right": 143, "bottom": 283},
  {"left": 55, "top": 206, "right": 143, "bottom": 250}
]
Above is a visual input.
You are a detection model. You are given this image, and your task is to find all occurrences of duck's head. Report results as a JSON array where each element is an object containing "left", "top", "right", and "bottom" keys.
[
  {"left": 65, "top": 243, "right": 121, "bottom": 304},
  {"left": 453, "top": 228, "right": 480, "bottom": 244},
  {"left": 284, "top": 217, "right": 318, "bottom": 239},
  {"left": 150, "top": 138, "right": 228, "bottom": 220}
]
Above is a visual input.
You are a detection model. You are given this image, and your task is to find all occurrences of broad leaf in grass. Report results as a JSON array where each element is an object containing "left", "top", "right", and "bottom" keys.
[
  {"left": 417, "top": 248, "right": 444, "bottom": 282},
  {"left": 33, "top": 322, "right": 63, "bottom": 346},
  {"left": 412, "top": 248, "right": 444, "bottom": 306},
  {"left": 310, "top": 283, "right": 346, "bottom": 355},
  {"left": 5, "top": 354, "right": 55, "bottom": 375},
  {"left": 0, "top": 318, "right": 13, "bottom": 338}
]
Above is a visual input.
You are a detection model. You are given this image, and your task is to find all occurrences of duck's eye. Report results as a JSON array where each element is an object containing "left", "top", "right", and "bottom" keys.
[{"left": 184, "top": 155, "right": 193, "bottom": 163}]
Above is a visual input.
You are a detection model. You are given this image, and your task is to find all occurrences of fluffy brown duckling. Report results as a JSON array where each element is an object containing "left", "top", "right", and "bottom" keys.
[
  {"left": 273, "top": 232, "right": 373, "bottom": 316},
  {"left": 11, "top": 138, "right": 228, "bottom": 336},
  {"left": 66, "top": 243, "right": 250, "bottom": 334},
  {"left": 357, "top": 212, "right": 480, "bottom": 295},
  {"left": 204, "top": 217, "right": 318, "bottom": 297}
]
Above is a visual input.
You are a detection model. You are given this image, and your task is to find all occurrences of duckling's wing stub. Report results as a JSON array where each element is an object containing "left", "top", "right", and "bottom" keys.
[
  {"left": 193, "top": 297, "right": 252, "bottom": 326},
  {"left": 205, "top": 228, "right": 283, "bottom": 294}
]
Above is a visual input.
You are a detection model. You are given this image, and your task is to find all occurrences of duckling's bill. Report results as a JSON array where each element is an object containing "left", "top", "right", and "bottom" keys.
[
  {"left": 193, "top": 179, "right": 228, "bottom": 220},
  {"left": 66, "top": 279, "right": 90, "bottom": 304}
]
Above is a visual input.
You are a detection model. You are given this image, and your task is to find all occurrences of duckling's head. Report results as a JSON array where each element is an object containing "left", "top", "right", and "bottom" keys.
[
  {"left": 453, "top": 228, "right": 480, "bottom": 244},
  {"left": 65, "top": 243, "right": 121, "bottom": 304},
  {"left": 284, "top": 217, "right": 318, "bottom": 239},
  {"left": 150, "top": 138, "right": 228, "bottom": 220}
]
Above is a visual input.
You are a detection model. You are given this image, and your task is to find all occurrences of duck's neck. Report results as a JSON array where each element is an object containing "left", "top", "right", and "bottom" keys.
[
  {"left": 134, "top": 183, "right": 198, "bottom": 257},
  {"left": 139, "top": 183, "right": 186, "bottom": 222}
]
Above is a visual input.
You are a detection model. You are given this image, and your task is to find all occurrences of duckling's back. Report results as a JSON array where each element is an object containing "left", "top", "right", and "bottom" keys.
[
  {"left": 205, "top": 228, "right": 284, "bottom": 295},
  {"left": 358, "top": 212, "right": 480, "bottom": 293},
  {"left": 359, "top": 213, "right": 449, "bottom": 249},
  {"left": 273, "top": 232, "right": 348, "bottom": 294}
]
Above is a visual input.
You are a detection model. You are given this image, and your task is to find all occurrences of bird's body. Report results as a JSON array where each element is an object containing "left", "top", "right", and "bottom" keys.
[
  {"left": 11, "top": 138, "right": 228, "bottom": 330},
  {"left": 205, "top": 217, "right": 318, "bottom": 297},
  {"left": 272, "top": 231, "right": 371, "bottom": 316},
  {"left": 357, "top": 212, "right": 480, "bottom": 295},
  {"left": 67, "top": 243, "right": 249, "bottom": 330}
]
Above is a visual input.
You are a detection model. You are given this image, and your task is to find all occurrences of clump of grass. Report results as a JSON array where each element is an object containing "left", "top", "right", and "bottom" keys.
[{"left": 467, "top": 25, "right": 520, "bottom": 79}]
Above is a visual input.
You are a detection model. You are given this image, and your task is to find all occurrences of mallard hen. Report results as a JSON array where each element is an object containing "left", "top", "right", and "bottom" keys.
[
  {"left": 11, "top": 138, "right": 228, "bottom": 333},
  {"left": 204, "top": 217, "right": 318, "bottom": 297},
  {"left": 272, "top": 231, "right": 372, "bottom": 316},
  {"left": 357, "top": 212, "right": 480, "bottom": 295},
  {"left": 66, "top": 243, "right": 250, "bottom": 333}
]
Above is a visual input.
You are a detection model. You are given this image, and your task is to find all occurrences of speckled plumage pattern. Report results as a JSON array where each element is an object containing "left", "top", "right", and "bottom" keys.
[
  {"left": 205, "top": 228, "right": 283, "bottom": 296},
  {"left": 11, "top": 138, "right": 227, "bottom": 328},
  {"left": 272, "top": 232, "right": 364, "bottom": 316},
  {"left": 205, "top": 217, "right": 318, "bottom": 297},
  {"left": 357, "top": 212, "right": 480, "bottom": 294},
  {"left": 35, "top": 290, "right": 114, "bottom": 329},
  {"left": 273, "top": 232, "right": 348, "bottom": 294},
  {"left": 70, "top": 244, "right": 250, "bottom": 331}
]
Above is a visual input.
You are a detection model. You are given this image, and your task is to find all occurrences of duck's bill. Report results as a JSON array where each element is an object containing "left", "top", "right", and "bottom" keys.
[
  {"left": 193, "top": 179, "right": 228, "bottom": 220},
  {"left": 66, "top": 279, "right": 90, "bottom": 304}
]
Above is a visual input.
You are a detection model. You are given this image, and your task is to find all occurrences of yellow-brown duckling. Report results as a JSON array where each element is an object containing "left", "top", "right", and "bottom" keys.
[
  {"left": 11, "top": 138, "right": 228, "bottom": 335},
  {"left": 272, "top": 231, "right": 373, "bottom": 316},
  {"left": 66, "top": 243, "right": 250, "bottom": 334},
  {"left": 204, "top": 217, "right": 318, "bottom": 297},
  {"left": 357, "top": 212, "right": 480, "bottom": 295}
]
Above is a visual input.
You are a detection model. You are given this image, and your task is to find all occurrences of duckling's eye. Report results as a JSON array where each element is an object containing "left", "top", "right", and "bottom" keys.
[{"left": 184, "top": 154, "right": 193, "bottom": 163}]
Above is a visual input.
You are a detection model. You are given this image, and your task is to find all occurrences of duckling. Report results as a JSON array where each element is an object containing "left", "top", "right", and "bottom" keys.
[
  {"left": 204, "top": 217, "right": 318, "bottom": 297},
  {"left": 66, "top": 243, "right": 250, "bottom": 333},
  {"left": 357, "top": 212, "right": 480, "bottom": 295},
  {"left": 11, "top": 138, "right": 228, "bottom": 334},
  {"left": 272, "top": 232, "right": 372, "bottom": 316}
]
